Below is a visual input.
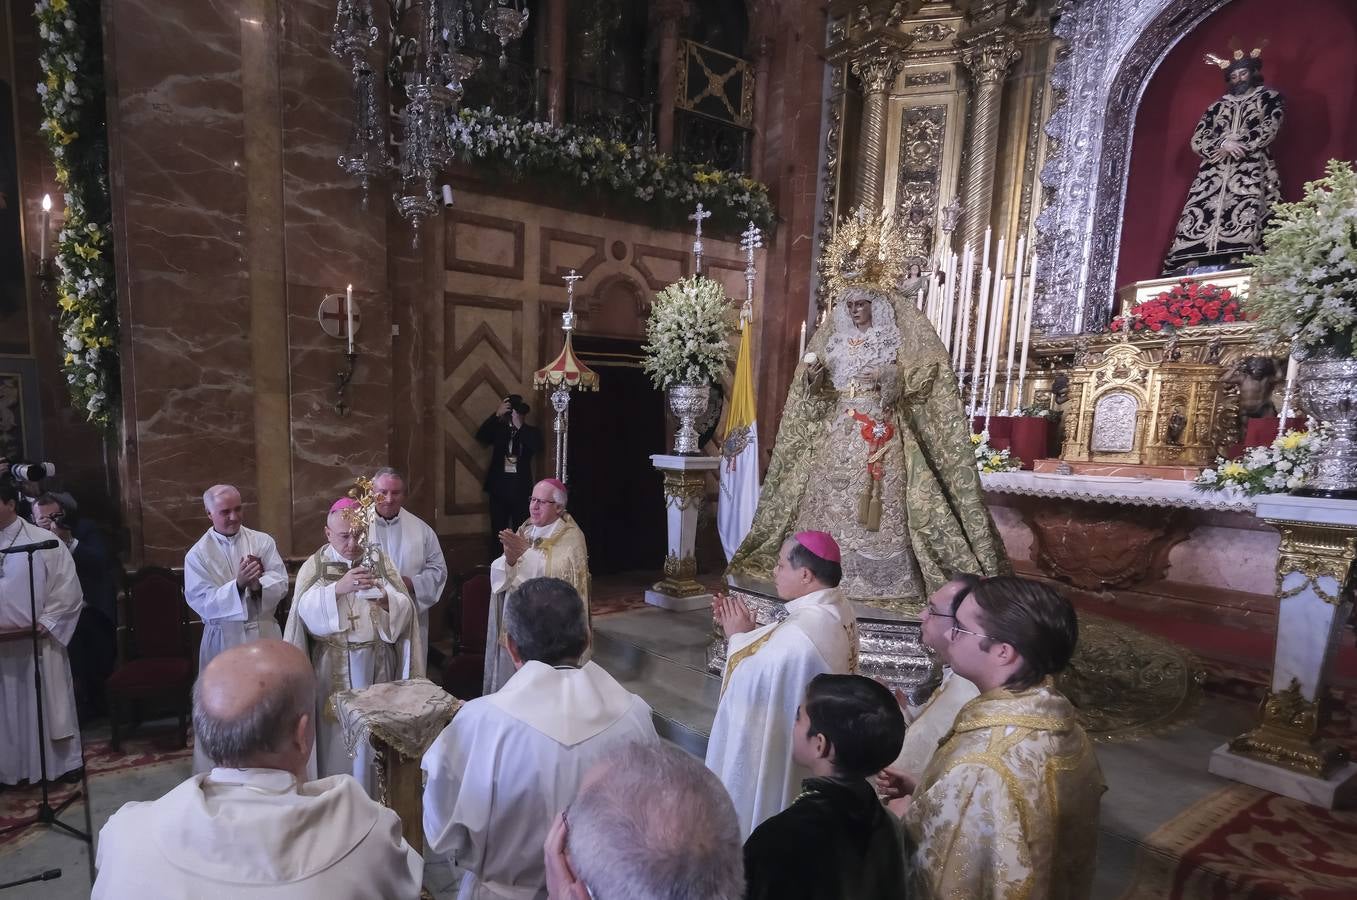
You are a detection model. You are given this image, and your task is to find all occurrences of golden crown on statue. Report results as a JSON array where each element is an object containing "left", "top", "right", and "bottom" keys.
[
  {"left": 822, "top": 207, "right": 911, "bottom": 301},
  {"left": 1204, "top": 45, "right": 1264, "bottom": 69}
]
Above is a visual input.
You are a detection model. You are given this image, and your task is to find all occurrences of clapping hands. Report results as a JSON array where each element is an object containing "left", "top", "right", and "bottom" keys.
[
  {"left": 236, "top": 554, "right": 265, "bottom": 591},
  {"left": 712, "top": 592, "right": 756, "bottom": 638},
  {"left": 499, "top": 529, "right": 531, "bottom": 566}
]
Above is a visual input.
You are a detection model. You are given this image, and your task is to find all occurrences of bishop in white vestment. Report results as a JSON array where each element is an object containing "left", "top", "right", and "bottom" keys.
[
  {"left": 185, "top": 485, "right": 289, "bottom": 773},
  {"left": 0, "top": 490, "right": 84, "bottom": 785},
  {"left": 284, "top": 499, "right": 422, "bottom": 795},
  {"left": 368, "top": 467, "right": 448, "bottom": 662},
  {"left": 484, "top": 478, "right": 590, "bottom": 694},
  {"left": 424, "top": 577, "right": 657, "bottom": 900},
  {"left": 705, "top": 531, "right": 857, "bottom": 838}
]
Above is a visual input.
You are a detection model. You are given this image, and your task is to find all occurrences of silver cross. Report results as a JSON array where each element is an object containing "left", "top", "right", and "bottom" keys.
[
  {"left": 562, "top": 268, "right": 582, "bottom": 332},
  {"left": 690, "top": 203, "right": 712, "bottom": 273}
]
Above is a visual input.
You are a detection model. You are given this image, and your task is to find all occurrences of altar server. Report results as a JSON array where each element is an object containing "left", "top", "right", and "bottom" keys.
[
  {"left": 0, "top": 482, "right": 84, "bottom": 785},
  {"left": 484, "top": 478, "right": 591, "bottom": 694},
  {"left": 367, "top": 467, "right": 447, "bottom": 664},
  {"left": 284, "top": 498, "right": 421, "bottom": 795},
  {"left": 94, "top": 640, "right": 423, "bottom": 899},
  {"left": 423, "top": 577, "right": 657, "bottom": 900},
  {"left": 185, "top": 483, "right": 289, "bottom": 773},
  {"left": 705, "top": 530, "right": 857, "bottom": 838}
]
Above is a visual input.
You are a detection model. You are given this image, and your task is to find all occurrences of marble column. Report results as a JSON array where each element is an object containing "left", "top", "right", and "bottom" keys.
[
  {"left": 849, "top": 49, "right": 905, "bottom": 212},
  {"left": 1209, "top": 495, "right": 1357, "bottom": 808},
  {"left": 652, "top": 0, "right": 688, "bottom": 154},
  {"left": 958, "top": 34, "right": 1019, "bottom": 252},
  {"left": 647, "top": 454, "right": 720, "bottom": 612}
]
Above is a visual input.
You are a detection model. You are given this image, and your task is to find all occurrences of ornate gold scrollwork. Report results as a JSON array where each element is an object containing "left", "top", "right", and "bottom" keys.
[
  {"left": 661, "top": 470, "right": 707, "bottom": 510},
  {"left": 653, "top": 552, "right": 705, "bottom": 597},
  {"left": 1268, "top": 519, "right": 1357, "bottom": 605},
  {"left": 1228, "top": 679, "right": 1350, "bottom": 777}
]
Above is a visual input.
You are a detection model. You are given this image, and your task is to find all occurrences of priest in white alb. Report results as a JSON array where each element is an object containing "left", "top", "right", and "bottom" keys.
[
  {"left": 424, "top": 576, "right": 658, "bottom": 900},
  {"left": 367, "top": 467, "right": 447, "bottom": 664},
  {"left": 284, "top": 498, "right": 422, "bottom": 795},
  {"left": 484, "top": 478, "right": 590, "bottom": 694},
  {"left": 94, "top": 639, "right": 423, "bottom": 898},
  {"left": 185, "top": 483, "right": 290, "bottom": 773},
  {"left": 705, "top": 530, "right": 857, "bottom": 838},
  {"left": 0, "top": 481, "right": 85, "bottom": 786}
]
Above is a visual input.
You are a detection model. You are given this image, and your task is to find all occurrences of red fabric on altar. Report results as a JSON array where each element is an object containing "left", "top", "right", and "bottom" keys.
[
  {"left": 1116, "top": 0, "right": 1357, "bottom": 290},
  {"left": 1008, "top": 417, "right": 1052, "bottom": 471},
  {"left": 1224, "top": 416, "right": 1308, "bottom": 459},
  {"left": 973, "top": 415, "right": 1012, "bottom": 452}
]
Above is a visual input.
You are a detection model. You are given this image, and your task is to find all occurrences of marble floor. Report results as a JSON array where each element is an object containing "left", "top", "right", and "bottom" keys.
[{"left": 0, "top": 604, "right": 1340, "bottom": 899}]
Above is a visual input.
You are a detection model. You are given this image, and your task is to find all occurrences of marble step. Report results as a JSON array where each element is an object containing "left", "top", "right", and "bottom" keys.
[{"left": 590, "top": 607, "right": 720, "bottom": 758}]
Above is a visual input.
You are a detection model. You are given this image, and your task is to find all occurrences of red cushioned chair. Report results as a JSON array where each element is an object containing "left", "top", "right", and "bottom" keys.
[
  {"left": 106, "top": 566, "right": 193, "bottom": 751},
  {"left": 441, "top": 567, "right": 492, "bottom": 701}
]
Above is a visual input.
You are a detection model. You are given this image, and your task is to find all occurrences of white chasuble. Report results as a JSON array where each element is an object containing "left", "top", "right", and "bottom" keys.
[
  {"left": 423, "top": 660, "right": 658, "bottom": 900},
  {"left": 283, "top": 545, "right": 422, "bottom": 796},
  {"left": 93, "top": 767, "right": 423, "bottom": 899},
  {"left": 484, "top": 516, "right": 591, "bottom": 694},
  {"left": 704, "top": 586, "right": 857, "bottom": 839},
  {"left": 903, "top": 681, "right": 1105, "bottom": 900},
  {"left": 0, "top": 517, "right": 84, "bottom": 785},
  {"left": 892, "top": 667, "right": 980, "bottom": 778},
  {"left": 368, "top": 509, "right": 448, "bottom": 661}
]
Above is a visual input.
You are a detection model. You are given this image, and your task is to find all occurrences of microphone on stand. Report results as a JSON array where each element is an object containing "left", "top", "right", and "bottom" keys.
[{"left": 0, "top": 539, "right": 60, "bottom": 554}]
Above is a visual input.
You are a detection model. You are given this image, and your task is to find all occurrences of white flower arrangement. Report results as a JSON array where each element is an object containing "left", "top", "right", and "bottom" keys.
[
  {"left": 971, "top": 430, "right": 1023, "bottom": 474},
  {"left": 36, "top": 0, "right": 118, "bottom": 429},
  {"left": 1194, "top": 423, "right": 1321, "bottom": 495},
  {"left": 1246, "top": 160, "right": 1357, "bottom": 356},
  {"left": 642, "top": 276, "right": 734, "bottom": 391}
]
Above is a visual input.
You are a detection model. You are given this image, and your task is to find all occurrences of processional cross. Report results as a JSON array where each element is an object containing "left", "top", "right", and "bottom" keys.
[{"left": 690, "top": 203, "right": 712, "bottom": 273}]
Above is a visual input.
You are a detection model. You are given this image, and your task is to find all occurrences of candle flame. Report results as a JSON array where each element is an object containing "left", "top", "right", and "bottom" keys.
[{"left": 42, "top": 194, "right": 52, "bottom": 211}]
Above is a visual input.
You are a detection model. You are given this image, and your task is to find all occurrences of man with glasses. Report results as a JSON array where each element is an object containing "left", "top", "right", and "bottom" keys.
[
  {"left": 882, "top": 576, "right": 1104, "bottom": 900},
  {"left": 485, "top": 479, "right": 591, "bottom": 693}
]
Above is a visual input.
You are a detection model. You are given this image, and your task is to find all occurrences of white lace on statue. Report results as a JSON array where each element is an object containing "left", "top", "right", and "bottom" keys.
[{"left": 824, "top": 288, "right": 902, "bottom": 401}]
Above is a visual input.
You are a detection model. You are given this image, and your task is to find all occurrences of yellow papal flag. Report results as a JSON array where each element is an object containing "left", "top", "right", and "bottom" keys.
[{"left": 718, "top": 310, "right": 760, "bottom": 562}]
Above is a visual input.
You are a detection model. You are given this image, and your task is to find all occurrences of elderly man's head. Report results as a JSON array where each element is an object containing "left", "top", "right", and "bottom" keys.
[
  {"left": 504, "top": 577, "right": 589, "bottom": 668},
  {"left": 192, "top": 640, "right": 316, "bottom": 781},
  {"left": 528, "top": 479, "right": 567, "bottom": 528},
  {"left": 324, "top": 503, "right": 363, "bottom": 562},
  {"left": 203, "top": 484, "right": 244, "bottom": 536},
  {"left": 372, "top": 467, "right": 407, "bottom": 520},
  {"left": 558, "top": 741, "right": 744, "bottom": 900}
]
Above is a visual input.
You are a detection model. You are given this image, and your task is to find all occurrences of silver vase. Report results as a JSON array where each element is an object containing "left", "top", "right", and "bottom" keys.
[
  {"left": 668, "top": 383, "right": 710, "bottom": 455},
  {"left": 1295, "top": 351, "right": 1357, "bottom": 499}
]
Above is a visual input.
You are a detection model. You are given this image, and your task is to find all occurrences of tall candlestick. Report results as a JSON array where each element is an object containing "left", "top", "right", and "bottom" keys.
[
  {"left": 1003, "top": 236, "right": 1026, "bottom": 413},
  {"left": 970, "top": 255, "right": 992, "bottom": 419},
  {"left": 1278, "top": 353, "right": 1299, "bottom": 424},
  {"left": 798, "top": 319, "right": 807, "bottom": 356},
  {"left": 1016, "top": 252, "right": 1039, "bottom": 410},
  {"left": 346, "top": 283, "right": 354, "bottom": 353},
  {"left": 940, "top": 253, "right": 956, "bottom": 354},
  {"left": 983, "top": 237, "right": 1006, "bottom": 418},
  {"left": 956, "top": 246, "right": 974, "bottom": 377}
]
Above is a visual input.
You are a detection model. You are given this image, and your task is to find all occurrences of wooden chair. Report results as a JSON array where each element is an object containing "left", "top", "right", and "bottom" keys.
[
  {"left": 106, "top": 566, "right": 193, "bottom": 751},
  {"left": 441, "top": 566, "right": 492, "bottom": 700}
]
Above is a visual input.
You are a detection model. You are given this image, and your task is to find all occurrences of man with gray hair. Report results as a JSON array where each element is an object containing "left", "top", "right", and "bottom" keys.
[
  {"left": 423, "top": 577, "right": 657, "bottom": 900},
  {"left": 367, "top": 466, "right": 447, "bottom": 663},
  {"left": 544, "top": 741, "right": 745, "bottom": 900},
  {"left": 184, "top": 483, "right": 289, "bottom": 773},
  {"left": 93, "top": 640, "right": 423, "bottom": 898}
]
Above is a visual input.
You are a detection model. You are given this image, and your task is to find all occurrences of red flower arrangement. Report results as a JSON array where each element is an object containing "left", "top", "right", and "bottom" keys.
[{"left": 1110, "top": 280, "right": 1241, "bottom": 334}]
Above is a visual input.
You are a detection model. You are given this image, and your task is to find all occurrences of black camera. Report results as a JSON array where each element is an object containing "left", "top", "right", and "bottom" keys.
[{"left": 4, "top": 461, "right": 55, "bottom": 483}]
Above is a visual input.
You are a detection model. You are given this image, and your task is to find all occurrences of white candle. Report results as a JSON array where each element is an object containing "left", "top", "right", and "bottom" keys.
[
  {"left": 970, "top": 250, "right": 992, "bottom": 418},
  {"left": 798, "top": 319, "right": 807, "bottom": 356},
  {"left": 1278, "top": 353, "right": 1299, "bottom": 424},
  {"left": 40, "top": 194, "right": 51, "bottom": 262},
  {"left": 984, "top": 237, "right": 1006, "bottom": 418},
  {"left": 917, "top": 288, "right": 925, "bottom": 311},
  {"left": 956, "top": 246, "right": 974, "bottom": 377},
  {"left": 1016, "top": 252, "right": 1039, "bottom": 410},
  {"left": 940, "top": 253, "right": 956, "bottom": 353},
  {"left": 1003, "top": 236, "right": 1026, "bottom": 413},
  {"left": 346, "top": 283, "right": 355, "bottom": 354}
]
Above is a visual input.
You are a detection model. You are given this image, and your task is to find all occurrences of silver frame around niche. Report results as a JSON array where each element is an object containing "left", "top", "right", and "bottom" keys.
[{"left": 1034, "top": 0, "right": 1235, "bottom": 336}]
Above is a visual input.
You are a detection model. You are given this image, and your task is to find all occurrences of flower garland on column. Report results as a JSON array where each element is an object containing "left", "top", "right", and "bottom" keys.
[{"left": 35, "top": 0, "right": 118, "bottom": 428}]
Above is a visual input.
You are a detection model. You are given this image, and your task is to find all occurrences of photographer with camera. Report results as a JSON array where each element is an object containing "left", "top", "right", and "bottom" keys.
[
  {"left": 0, "top": 457, "right": 56, "bottom": 522},
  {"left": 475, "top": 394, "right": 543, "bottom": 550},
  {"left": 34, "top": 492, "right": 118, "bottom": 720}
]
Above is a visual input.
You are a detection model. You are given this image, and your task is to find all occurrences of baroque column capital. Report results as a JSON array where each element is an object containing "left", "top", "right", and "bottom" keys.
[
  {"left": 960, "top": 36, "right": 1020, "bottom": 85},
  {"left": 850, "top": 50, "right": 906, "bottom": 95}
]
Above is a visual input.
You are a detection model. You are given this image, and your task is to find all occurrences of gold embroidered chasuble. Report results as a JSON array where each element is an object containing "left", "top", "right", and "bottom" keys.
[{"left": 903, "top": 681, "right": 1104, "bottom": 900}]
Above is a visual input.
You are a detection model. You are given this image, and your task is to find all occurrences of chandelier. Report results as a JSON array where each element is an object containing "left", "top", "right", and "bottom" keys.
[{"left": 330, "top": 0, "right": 529, "bottom": 245}]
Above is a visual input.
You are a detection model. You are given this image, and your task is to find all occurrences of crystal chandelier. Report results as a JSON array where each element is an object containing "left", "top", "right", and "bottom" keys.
[{"left": 331, "top": 0, "right": 529, "bottom": 244}]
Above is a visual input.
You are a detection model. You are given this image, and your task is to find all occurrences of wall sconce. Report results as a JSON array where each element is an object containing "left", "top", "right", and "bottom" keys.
[
  {"left": 317, "top": 285, "right": 360, "bottom": 416},
  {"left": 35, "top": 194, "right": 54, "bottom": 296}
]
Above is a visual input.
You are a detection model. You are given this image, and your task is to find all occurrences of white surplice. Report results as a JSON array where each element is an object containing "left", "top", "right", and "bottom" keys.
[
  {"left": 285, "top": 545, "right": 420, "bottom": 796},
  {"left": 184, "top": 525, "right": 289, "bottom": 774},
  {"left": 423, "top": 660, "right": 659, "bottom": 900},
  {"left": 704, "top": 586, "right": 857, "bottom": 838},
  {"left": 93, "top": 768, "right": 424, "bottom": 899},
  {"left": 893, "top": 667, "right": 980, "bottom": 777},
  {"left": 0, "top": 517, "right": 84, "bottom": 785},
  {"left": 368, "top": 509, "right": 447, "bottom": 662}
]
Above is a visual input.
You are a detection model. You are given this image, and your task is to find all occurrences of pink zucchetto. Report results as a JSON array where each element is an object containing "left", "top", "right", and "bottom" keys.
[
  {"left": 539, "top": 478, "right": 567, "bottom": 495},
  {"left": 793, "top": 530, "right": 841, "bottom": 563},
  {"left": 330, "top": 497, "right": 359, "bottom": 514}
]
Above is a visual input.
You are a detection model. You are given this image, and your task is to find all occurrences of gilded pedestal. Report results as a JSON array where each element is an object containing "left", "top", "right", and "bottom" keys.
[
  {"left": 647, "top": 454, "right": 720, "bottom": 611},
  {"left": 1209, "top": 495, "right": 1357, "bottom": 808}
]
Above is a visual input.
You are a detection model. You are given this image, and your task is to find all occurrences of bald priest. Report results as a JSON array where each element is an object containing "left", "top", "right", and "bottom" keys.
[{"left": 483, "top": 478, "right": 590, "bottom": 694}]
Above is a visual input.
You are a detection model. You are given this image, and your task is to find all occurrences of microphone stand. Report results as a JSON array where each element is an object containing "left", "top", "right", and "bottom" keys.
[{"left": 0, "top": 541, "right": 94, "bottom": 886}]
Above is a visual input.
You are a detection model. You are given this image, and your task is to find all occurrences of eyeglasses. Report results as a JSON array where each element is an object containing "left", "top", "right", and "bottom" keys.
[
  {"left": 529, "top": 498, "right": 558, "bottom": 506},
  {"left": 923, "top": 603, "right": 954, "bottom": 619},
  {"left": 950, "top": 622, "right": 998, "bottom": 642}
]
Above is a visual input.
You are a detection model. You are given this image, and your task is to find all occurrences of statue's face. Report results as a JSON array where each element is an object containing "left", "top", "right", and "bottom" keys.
[
  {"left": 1227, "top": 66, "right": 1257, "bottom": 95},
  {"left": 846, "top": 297, "right": 873, "bottom": 329}
]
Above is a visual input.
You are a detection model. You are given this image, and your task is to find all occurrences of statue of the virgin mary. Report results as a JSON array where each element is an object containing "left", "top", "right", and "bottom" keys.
[{"left": 729, "top": 211, "right": 1005, "bottom": 608}]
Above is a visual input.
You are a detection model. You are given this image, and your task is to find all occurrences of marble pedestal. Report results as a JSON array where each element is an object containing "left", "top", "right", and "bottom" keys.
[
  {"left": 1207, "top": 494, "right": 1357, "bottom": 809},
  {"left": 646, "top": 454, "right": 721, "bottom": 612}
]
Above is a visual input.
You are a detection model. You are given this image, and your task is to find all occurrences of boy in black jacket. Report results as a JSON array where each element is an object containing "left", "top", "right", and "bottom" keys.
[{"left": 743, "top": 673, "right": 907, "bottom": 900}]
